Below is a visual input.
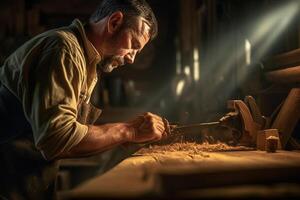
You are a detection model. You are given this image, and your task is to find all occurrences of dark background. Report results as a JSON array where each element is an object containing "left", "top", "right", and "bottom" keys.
[{"left": 0, "top": 0, "right": 299, "bottom": 126}]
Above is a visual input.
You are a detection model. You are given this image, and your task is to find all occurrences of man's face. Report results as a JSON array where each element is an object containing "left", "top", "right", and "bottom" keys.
[{"left": 99, "top": 17, "right": 151, "bottom": 73}]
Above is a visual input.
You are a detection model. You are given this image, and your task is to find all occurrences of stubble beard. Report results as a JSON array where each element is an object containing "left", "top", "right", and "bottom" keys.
[
  {"left": 98, "top": 56, "right": 125, "bottom": 73},
  {"left": 97, "top": 29, "right": 127, "bottom": 73}
]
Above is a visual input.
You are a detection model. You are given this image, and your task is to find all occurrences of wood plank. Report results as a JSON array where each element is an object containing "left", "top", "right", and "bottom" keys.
[
  {"left": 263, "top": 48, "right": 300, "bottom": 71},
  {"left": 155, "top": 151, "right": 300, "bottom": 193},
  {"left": 265, "top": 66, "right": 300, "bottom": 84},
  {"left": 271, "top": 88, "right": 300, "bottom": 148},
  {"left": 60, "top": 151, "right": 300, "bottom": 199}
]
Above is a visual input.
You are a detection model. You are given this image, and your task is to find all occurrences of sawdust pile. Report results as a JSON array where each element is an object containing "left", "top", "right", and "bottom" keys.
[{"left": 138, "top": 142, "right": 253, "bottom": 154}]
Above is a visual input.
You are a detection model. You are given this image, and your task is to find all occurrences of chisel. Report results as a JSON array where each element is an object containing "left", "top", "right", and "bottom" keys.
[{"left": 170, "top": 122, "right": 220, "bottom": 136}]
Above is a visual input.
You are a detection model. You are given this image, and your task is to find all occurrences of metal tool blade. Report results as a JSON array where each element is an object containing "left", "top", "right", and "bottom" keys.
[{"left": 171, "top": 121, "right": 220, "bottom": 135}]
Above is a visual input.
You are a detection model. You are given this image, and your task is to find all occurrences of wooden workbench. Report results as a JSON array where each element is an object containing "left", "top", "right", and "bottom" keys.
[{"left": 59, "top": 150, "right": 300, "bottom": 199}]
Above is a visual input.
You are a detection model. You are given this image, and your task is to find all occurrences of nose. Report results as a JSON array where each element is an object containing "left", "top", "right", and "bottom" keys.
[{"left": 125, "top": 50, "right": 137, "bottom": 64}]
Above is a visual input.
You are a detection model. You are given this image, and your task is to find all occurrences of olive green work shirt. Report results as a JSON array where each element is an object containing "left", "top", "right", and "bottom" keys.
[{"left": 0, "top": 19, "right": 101, "bottom": 160}]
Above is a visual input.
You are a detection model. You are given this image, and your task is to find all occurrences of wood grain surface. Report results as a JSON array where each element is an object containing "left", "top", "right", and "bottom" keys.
[{"left": 59, "top": 150, "right": 300, "bottom": 199}]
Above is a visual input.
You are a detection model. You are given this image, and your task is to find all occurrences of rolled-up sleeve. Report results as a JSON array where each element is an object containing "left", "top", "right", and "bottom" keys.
[{"left": 24, "top": 47, "right": 88, "bottom": 160}]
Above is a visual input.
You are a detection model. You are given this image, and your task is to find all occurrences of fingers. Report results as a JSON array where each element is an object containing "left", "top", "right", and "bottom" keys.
[
  {"left": 144, "top": 112, "right": 164, "bottom": 126},
  {"left": 129, "top": 112, "right": 170, "bottom": 143},
  {"left": 162, "top": 118, "right": 171, "bottom": 134},
  {"left": 139, "top": 116, "right": 164, "bottom": 134},
  {"left": 143, "top": 112, "right": 165, "bottom": 132}
]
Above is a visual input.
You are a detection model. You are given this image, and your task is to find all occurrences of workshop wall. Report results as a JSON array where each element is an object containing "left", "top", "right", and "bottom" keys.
[
  {"left": 0, "top": 0, "right": 178, "bottom": 123},
  {"left": 1, "top": 0, "right": 299, "bottom": 125},
  {"left": 176, "top": 0, "right": 300, "bottom": 124}
]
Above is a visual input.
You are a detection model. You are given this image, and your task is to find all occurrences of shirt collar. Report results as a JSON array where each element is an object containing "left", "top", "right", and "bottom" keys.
[{"left": 70, "top": 19, "right": 101, "bottom": 65}]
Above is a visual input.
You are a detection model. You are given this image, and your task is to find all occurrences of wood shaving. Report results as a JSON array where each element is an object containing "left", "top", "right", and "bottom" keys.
[{"left": 138, "top": 142, "right": 254, "bottom": 155}]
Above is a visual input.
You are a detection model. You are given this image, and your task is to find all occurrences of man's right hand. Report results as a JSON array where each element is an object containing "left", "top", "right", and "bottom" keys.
[{"left": 126, "top": 112, "right": 168, "bottom": 143}]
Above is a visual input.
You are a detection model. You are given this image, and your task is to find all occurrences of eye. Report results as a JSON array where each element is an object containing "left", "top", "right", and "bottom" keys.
[{"left": 132, "top": 39, "right": 141, "bottom": 50}]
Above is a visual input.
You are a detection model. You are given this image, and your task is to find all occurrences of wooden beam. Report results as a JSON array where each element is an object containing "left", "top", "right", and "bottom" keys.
[{"left": 271, "top": 88, "right": 300, "bottom": 148}]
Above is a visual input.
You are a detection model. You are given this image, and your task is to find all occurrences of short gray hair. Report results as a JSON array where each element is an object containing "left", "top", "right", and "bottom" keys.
[{"left": 90, "top": 0, "right": 158, "bottom": 40}]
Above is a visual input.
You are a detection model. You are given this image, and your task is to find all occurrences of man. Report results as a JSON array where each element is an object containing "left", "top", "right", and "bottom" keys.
[{"left": 0, "top": 0, "right": 167, "bottom": 199}]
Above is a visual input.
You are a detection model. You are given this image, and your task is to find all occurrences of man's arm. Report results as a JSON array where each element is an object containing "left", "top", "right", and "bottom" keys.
[
  {"left": 56, "top": 123, "right": 132, "bottom": 159},
  {"left": 56, "top": 112, "right": 166, "bottom": 159}
]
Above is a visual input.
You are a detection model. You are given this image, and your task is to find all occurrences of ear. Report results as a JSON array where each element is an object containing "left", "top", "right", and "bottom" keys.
[{"left": 107, "top": 11, "right": 124, "bottom": 34}]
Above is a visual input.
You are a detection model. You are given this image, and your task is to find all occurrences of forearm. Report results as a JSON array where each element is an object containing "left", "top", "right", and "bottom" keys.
[{"left": 58, "top": 123, "right": 133, "bottom": 159}]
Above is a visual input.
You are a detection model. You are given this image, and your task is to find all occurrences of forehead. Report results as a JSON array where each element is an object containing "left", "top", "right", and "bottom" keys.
[{"left": 130, "top": 17, "right": 151, "bottom": 42}]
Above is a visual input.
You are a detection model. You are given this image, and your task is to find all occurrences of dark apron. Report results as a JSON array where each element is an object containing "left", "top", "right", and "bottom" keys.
[
  {"left": 0, "top": 84, "right": 101, "bottom": 200},
  {"left": 0, "top": 85, "right": 61, "bottom": 200},
  {"left": 0, "top": 85, "right": 142, "bottom": 200},
  {"left": 0, "top": 84, "right": 102, "bottom": 200}
]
